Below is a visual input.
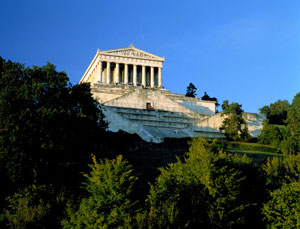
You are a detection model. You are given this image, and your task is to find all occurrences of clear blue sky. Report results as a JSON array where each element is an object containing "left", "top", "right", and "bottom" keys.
[{"left": 1, "top": 0, "right": 299, "bottom": 112}]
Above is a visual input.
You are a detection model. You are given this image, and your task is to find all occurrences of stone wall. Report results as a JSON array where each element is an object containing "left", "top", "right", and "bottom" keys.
[
  {"left": 196, "top": 112, "right": 265, "bottom": 137},
  {"left": 91, "top": 84, "right": 264, "bottom": 142}
]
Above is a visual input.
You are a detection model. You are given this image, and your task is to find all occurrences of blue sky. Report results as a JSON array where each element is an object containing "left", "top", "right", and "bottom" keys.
[{"left": 1, "top": 0, "right": 299, "bottom": 112}]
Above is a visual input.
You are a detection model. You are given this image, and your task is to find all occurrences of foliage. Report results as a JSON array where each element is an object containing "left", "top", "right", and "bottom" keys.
[
  {"left": 263, "top": 182, "right": 300, "bottom": 227},
  {"left": 220, "top": 100, "right": 251, "bottom": 141},
  {"left": 61, "top": 155, "right": 138, "bottom": 228},
  {"left": 185, "top": 82, "right": 197, "bottom": 97},
  {"left": 258, "top": 95, "right": 300, "bottom": 154},
  {"left": 286, "top": 92, "right": 300, "bottom": 153},
  {"left": 147, "top": 138, "right": 262, "bottom": 228},
  {"left": 259, "top": 100, "right": 290, "bottom": 125},
  {"left": 4, "top": 185, "right": 51, "bottom": 229},
  {"left": 4, "top": 185, "right": 68, "bottom": 229},
  {"left": 262, "top": 153, "right": 300, "bottom": 191},
  {"left": 258, "top": 124, "right": 286, "bottom": 149},
  {"left": 261, "top": 146, "right": 300, "bottom": 227},
  {"left": 0, "top": 57, "right": 107, "bottom": 193}
]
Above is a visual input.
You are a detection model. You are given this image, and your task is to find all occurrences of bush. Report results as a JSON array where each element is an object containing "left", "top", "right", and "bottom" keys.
[
  {"left": 262, "top": 153, "right": 300, "bottom": 191},
  {"left": 4, "top": 185, "right": 51, "bottom": 229},
  {"left": 147, "top": 138, "right": 262, "bottom": 228},
  {"left": 258, "top": 124, "right": 286, "bottom": 148},
  {"left": 263, "top": 182, "right": 300, "bottom": 227},
  {"left": 61, "top": 155, "right": 139, "bottom": 228}
]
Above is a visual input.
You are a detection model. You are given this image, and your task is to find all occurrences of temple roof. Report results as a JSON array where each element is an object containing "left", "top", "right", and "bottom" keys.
[{"left": 98, "top": 44, "right": 165, "bottom": 61}]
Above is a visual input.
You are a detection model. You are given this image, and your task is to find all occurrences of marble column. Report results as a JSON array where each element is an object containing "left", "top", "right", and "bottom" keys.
[
  {"left": 124, "top": 64, "right": 128, "bottom": 84},
  {"left": 133, "top": 65, "right": 137, "bottom": 86},
  {"left": 106, "top": 62, "right": 110, "bottom": 84},
  {"left": 150, "top": 67, "right": 154, "bottom": 88},
  {"left": 99, "top": 61, "right": 102, "bottom": 83},
  {"left": 158, "top": 67, "right": 162, "bottom": 87},
  {"left": 142, "top": 66, "right": 146, "bottom": 87},
  {"left": 115, "top": 63, "right": 119, "bottom": 84}
]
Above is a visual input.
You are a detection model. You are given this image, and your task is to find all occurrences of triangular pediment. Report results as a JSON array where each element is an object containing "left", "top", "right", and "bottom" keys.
[{"left": 101, "top": 45, "right": 164, "bottom": 61}]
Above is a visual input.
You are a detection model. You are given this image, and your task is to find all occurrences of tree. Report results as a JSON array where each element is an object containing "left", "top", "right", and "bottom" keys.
[
  {"left": 258, "top": 125, "right": 286, "bottom": 148},
  {"left": 61, "top": 155, "right": 138, "bottom": 228},
  {"left": 147, "top": 138, "right": 261, "bottom": 228},
  {"left": 261, "top": 151, "right": 300, "bottom": 227},
  {"left": 262, "top": 153, "right": 300, "bottom": 191},
  {"left": 263, "top": 182, "right": 300, "bottom": 227},
  {"left": 259, "top": 100, "right": 290, "bottom": 125},
  {"left": 220, "top": 100, "right": 251, "bottom": 141},
  {"left": 286, "top": 92, "right": 300, "bottom": 153},
  {"left": 0, "top": 57, "right": 107, "bottom": 200},
  {"left": 185, "top": 83, "right": 197, "bottom": 97},
  {"left": 4, "top": 185, "right": 52, "bottom": 229}
]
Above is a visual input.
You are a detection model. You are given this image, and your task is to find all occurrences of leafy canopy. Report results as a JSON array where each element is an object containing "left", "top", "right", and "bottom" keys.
[
  {"left": 0, "top": 57, "right": 107, "bottom": 193},
  {"left": 61, "top": 155, "right": 138, "bottom": 229},
  {"left": 259, "top": 100, "right": 290, "bottom": 125},
  {"left": 147, "top": 138, "right": 258, "bottom": 228},
  {"left": 220, "top": 100, "right": 251, "bottom": 141}
]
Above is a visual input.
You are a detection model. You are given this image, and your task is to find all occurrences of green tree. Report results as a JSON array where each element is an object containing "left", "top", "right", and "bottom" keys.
[
  {"left": 263, "top": 182, "right": 300, "bottom": 227},
  {"left": 0, "top": 57, "right": 107, "bottom": 193},
  {"left": 4, "top": 185, "right": 52, "bottom": 229},
  {"left": 286, "top": 92, "right": 300, "bottom": 153},
  {"left": 220, "top": 100, "right": 251, "bottom": 141},
  {"left": 259, "top": 100, "right": 290, "bottom": 125},
  {"left": 262, "top": 153, "right": 300, "bottom": 191},
  {"left": 148, "top": 138, "right": 261, "bottom": 228},
  {"left": 185, "top": 83, "right": 197, "bottom": 97},
  {"left": 258, "top": 124, "right": 286, "bottom": 148},
  {"left": 261, "top": 148, "right": 300, "bottom": 227},
  {"left": 61, "top": 155, "right": 138, "bottom": 228}
]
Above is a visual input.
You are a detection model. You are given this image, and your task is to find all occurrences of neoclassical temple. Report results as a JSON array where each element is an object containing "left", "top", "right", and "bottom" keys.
[
  {"left": 80, "top": 45, "right": 264, "bottom": 143},
  {"left": 80, "top": 44, "right": 164, "bottom": 88}
]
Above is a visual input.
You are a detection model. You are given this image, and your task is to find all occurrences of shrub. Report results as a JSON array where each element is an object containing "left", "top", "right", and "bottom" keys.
[
  {"left": 263, "top": 182, "right": 300, "bottom": 227},
  {"left": 147, "top": 138, "right": 261, "bottom": 228},
  {"left": 61, "top": 155, "right": 138, "bottom": 228},
  {"left": 4, "top": 185, "right": 51, "bottom": 229}
]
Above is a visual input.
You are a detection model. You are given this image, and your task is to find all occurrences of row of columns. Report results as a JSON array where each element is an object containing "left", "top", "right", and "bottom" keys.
[{"left": 98, "top": 61, "right": 162, "bottom": 87}]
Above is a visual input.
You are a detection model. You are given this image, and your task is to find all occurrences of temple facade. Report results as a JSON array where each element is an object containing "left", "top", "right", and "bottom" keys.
[
  {"left": 80, "top": 45, "right": 264, "bottom": 143},
  {"left": 80, "top": 44, "right": 164, "bottom": 88}
]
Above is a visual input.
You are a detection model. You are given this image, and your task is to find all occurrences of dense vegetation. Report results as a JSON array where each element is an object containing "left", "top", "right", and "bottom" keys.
[
  {"left": 0, "top": 58, "right": 300, "bottom": 228},
  {"left": 258, "top": 95, "right": 300, "bottom": 154}
]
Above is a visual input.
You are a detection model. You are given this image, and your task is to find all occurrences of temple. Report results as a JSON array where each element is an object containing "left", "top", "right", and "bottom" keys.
[
  {"left": 80, "top": 45, "right": 264, "bottom": 143},
  {"left": 80, "top": 44, "right": 163, "bottom": 88}
]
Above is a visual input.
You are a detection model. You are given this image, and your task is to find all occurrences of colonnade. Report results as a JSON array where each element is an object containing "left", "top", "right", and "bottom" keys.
[{"left": 98, "top": 61, "right": 162, "bottom": 87}]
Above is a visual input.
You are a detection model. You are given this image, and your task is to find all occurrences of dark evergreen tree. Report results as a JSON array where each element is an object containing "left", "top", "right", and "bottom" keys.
[{"left": 185, "top": 83, "right": 197, "bottom": 97}]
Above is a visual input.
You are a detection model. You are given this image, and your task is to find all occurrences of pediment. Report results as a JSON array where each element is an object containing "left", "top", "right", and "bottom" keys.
[{"left": 101, "top": 45, "right": 164, "bottom": 61}]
